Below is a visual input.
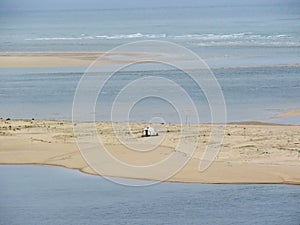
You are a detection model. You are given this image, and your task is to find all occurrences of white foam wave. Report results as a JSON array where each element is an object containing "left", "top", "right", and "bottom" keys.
[
  {"left": 196, "top": 41, "right": 300, "bottom": 47},
  {"left": 26, "top": 36, "right": 95, "bottom": 41},
  {"left": 25, "top": 32, "right": 297, "bottom": 47},
  {"left": 96, "top": 33, "right": 167, "bottom": 39},
  {"left": 26, "top": 33, "right": 167, "bottom": 41},
  {"left": 173, "top": 33, "right": 291, "bottom": 41}
]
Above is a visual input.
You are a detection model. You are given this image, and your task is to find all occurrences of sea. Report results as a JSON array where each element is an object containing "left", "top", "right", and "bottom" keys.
[
  {"left": 0, "top": 3, "right": 300, "bottom": 225},
  {"left": 0, "top": 165, "right": 300, "bottom": 225},
  {"left": 0, "top": 4, "right": 300, "bottom": 124}
]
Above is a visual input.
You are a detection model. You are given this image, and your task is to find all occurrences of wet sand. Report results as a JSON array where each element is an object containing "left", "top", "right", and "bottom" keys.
[{"left": 0, "top": 52, "right": 157, "bottom": 68}]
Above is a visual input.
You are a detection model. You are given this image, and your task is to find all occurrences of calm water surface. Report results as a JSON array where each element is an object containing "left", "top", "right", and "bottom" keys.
[
  {"left": 0, "top": 4, "right": 300, "bottom": 124},
  {"left": 0, "top": 165, "right": 299, "bottom": 225},
  {"left": 0, "top": 66, "right": 299, "bottom": 124}
]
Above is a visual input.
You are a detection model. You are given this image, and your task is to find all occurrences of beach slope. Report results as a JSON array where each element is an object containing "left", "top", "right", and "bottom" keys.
[{"left": 0, "top": 119, "right": 299, "bottom": 185}]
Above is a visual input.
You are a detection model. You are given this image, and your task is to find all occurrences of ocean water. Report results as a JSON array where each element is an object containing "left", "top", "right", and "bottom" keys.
[
  {"left": 0, "top": 4, "right": 300, "bottom": 124},
  {"left": 0, "top": 66, "right": 299, "bottom": 124},
  {"left": 1, "top": 5, "right": 300, "bottom": 224},
  {"left": 0, "top": 5, "right": 300, "bottom": 67},
  {"left": 0, "top": 165, "right": 299, "bottom": 225}
]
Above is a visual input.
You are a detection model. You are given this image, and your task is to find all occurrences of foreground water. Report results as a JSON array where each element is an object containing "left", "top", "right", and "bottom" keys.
[{"left": 0, "top": 165, "right": 299, "bottom": 225}]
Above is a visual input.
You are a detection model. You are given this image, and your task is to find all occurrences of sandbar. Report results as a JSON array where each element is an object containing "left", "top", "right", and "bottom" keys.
[
  {"left": 0, "top": 52, "right": 157, "bottom": 68},
  {"left": 0, "top": 119, "right": 299, "bottom": 185}
]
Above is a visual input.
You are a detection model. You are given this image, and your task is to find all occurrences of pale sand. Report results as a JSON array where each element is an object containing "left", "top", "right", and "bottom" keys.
[
  {"left": 0, "top": 119, "right": 300, "bottom": 185},
  {"left": 0, "top": 52, "right": 157, "bottom": 68},
  {"left": 271, "top": 109, "right": 300, "bottom": 119}
]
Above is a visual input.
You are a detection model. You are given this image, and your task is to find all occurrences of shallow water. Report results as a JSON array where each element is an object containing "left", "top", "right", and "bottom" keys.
[
  {"left": 1, "top": 4, "right": 299, "bottom": 124},
  {"left": 0, "top": 66, "right": 299, "bottom": 124},
  {"left": 0, "top": 165, "right": 299, "bottom": 225}
]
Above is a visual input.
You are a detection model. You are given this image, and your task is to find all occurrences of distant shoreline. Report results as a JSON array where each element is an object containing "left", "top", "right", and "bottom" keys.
[
  {"left": 1, "top": 52, "right": 300, "bottom": 69},
  {"left": 0, "top": 52, "right": 159, "bottom": 68},
  {"left": 1, "top": 117, "right": 298, "bottom": 126},
  {"left": 1, "top": 119, "right": 299, "bottom": 185}
]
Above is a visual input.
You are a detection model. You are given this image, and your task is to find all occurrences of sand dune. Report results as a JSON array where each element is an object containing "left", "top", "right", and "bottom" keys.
[{"left": 0, "top": 119, "right": 300, "bottom": 184}]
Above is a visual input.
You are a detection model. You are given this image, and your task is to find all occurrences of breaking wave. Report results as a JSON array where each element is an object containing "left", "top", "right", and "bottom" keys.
[
  {"left": 173, "top": 32, "right": 290, "bottom": 40},
  {"left": 26, "top": 33, "right": 167, "bottom": 41},
  {"left": 196, "top": 41, "right": 300, "bottom": 47},
  {"left": 95, "top": 33, "right": 167, "bottom": 39},
  {"left": 26, "top": 32, "right": 299, "bottom": 47}
]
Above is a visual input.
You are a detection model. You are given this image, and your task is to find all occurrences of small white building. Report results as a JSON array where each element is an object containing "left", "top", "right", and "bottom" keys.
[{"left": 142, "top": 126, "right": 158, "bottom": 137}]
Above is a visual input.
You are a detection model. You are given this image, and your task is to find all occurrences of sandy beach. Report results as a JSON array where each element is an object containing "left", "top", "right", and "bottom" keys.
[
  {"left": 0, "top": 52, "right": 158, "bottom": 68},
  {"left": 0, "top": 119, "right": 299, "bottom": 185}
]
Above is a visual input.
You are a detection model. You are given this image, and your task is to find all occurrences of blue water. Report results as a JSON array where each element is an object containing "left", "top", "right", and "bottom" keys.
[
  {"left": 0, "top": 5, "right": 300, "bottom": 67},
  {"left": 0, "top": 165, "right": 299, "bottom": 225},
  {"left": 0, "top": 4, "right": 300, "bottom": 124},
  {"left": 0, "top": 6, "right": 300, "bottom": 62},
  {"left": 0, "top": 66, "right": 299, "bottom": 123}
]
